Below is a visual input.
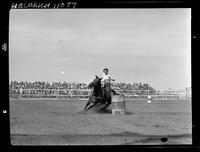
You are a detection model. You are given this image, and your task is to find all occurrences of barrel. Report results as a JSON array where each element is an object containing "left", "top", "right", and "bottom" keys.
[{"left": 111, "top": 95, "right": 125, "bottom": 115}]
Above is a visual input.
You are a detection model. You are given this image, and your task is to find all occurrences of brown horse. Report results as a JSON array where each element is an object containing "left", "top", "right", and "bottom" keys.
[{"left": 84, "top": 75, "right": 112, "bottom": 111}]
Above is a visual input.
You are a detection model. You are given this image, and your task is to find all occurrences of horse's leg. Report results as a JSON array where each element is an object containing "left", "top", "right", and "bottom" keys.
[
  {"left": 84, "top": 96, "right": 92, "bottom": 111},
  {"left": 84, "top": 101, "right": 90, "bottom": 111},
  {"left": 86, "top": 101, "right": 98, "bottom": 111}
]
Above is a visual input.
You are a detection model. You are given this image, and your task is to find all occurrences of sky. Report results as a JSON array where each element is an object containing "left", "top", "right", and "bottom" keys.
[{"left": 9, "top": 9, "right": 191, "bottom": 90}]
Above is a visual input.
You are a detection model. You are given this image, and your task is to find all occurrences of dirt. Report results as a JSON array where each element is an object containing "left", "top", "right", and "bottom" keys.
[{"left": 9, "top": 99, "right": 192, "bottom": 145}]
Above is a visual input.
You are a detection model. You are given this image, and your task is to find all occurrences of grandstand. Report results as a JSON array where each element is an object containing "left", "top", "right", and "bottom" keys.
[{"left": 9, "top": 81, "right": 191, "bottom": 101}]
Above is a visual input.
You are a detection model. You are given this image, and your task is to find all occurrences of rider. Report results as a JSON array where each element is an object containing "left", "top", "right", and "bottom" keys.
[{"left": 101, "top": 68, "right": 118, "bottom": 96}]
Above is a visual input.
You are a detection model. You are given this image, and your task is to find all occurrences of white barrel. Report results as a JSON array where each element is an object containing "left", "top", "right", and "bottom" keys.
[{"left": 111, "top": 95, "right": 125, "bottom": 115}]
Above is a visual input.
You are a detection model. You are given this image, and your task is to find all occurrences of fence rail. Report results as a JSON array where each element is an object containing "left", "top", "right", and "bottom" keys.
[{"left": 9, "top": 88, "right": 191, "bottom": 100}]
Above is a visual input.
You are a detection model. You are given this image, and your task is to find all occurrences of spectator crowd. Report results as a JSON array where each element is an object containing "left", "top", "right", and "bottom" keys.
[
  {"left": 9, "top": 81, "right": 155, "bottom": 98},
  {"left": 9, "top": 81, "right": 88, "bottom": 90}
]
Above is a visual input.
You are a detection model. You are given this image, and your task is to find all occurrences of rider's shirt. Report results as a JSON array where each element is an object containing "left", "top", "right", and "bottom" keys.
[{"left": 101, "top": 74, "right": 113, "bottom": 87}]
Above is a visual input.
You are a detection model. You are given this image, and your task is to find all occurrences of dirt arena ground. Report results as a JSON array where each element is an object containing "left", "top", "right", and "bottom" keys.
[{"left": 10, "top": 99, "right": 192, "bottom": 145}]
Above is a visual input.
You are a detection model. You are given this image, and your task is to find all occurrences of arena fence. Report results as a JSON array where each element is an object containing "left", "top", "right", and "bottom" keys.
[{"left": 9, "top": 88, "right": 191, "bottom": 101}]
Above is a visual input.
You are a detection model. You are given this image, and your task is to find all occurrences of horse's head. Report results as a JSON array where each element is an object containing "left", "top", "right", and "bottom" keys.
[
  {"left": 88, "top": 75, "right": 103, "bottom": 98},
  {"left": 88, "top": 75, "right": 102, "bottom": 89}
]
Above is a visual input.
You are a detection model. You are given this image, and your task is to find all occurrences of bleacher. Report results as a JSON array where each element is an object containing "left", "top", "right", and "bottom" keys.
[{"left": 9, "top": 81, "right": 191, "bottom": 100}]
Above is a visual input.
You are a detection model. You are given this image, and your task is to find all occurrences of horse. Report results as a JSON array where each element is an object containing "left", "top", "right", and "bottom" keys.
[{"left": 84, "top": 75, "right": 112, "bottom": 111}]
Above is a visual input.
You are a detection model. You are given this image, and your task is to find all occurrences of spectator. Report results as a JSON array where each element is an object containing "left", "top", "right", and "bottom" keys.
[{"left": 9, "top": 80, "right": 155, "bottom": 98}]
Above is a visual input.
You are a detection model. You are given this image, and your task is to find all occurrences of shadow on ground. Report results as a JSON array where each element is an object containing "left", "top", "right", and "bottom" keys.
[{"left": 78, "top": 103, "right": 133, "bottom": 115}]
